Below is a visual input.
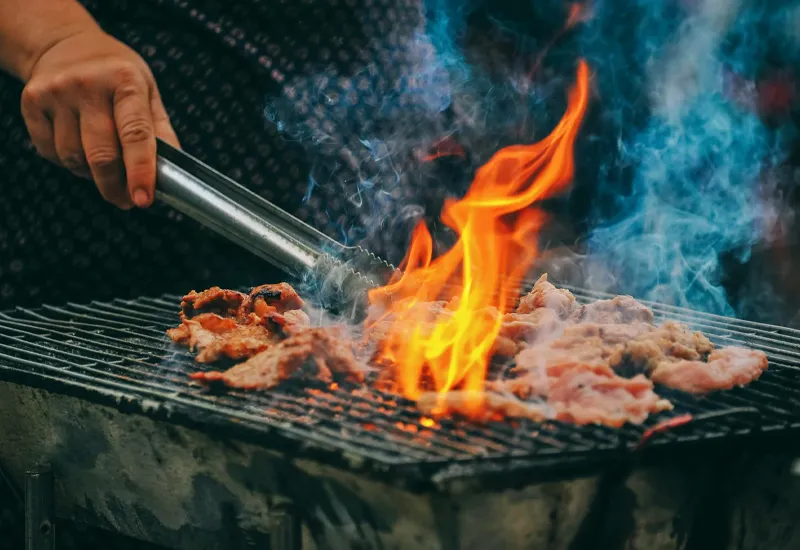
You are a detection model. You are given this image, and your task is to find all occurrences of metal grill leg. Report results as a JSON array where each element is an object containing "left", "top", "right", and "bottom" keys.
[
  {"left": 25, "top": 463, "right": 55, "bottom": 550},
  {"left": 269, "top": 503, "right": 301, "bottom": 550}
]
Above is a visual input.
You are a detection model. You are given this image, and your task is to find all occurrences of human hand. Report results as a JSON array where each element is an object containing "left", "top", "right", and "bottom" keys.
[{"left": 21, "top": 29, "right": 180, "bottom": 209}]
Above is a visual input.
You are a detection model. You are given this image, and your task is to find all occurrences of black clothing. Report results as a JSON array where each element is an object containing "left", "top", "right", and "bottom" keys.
[{"left": 0, "top": 0, "right": 429, "bottom": 308}]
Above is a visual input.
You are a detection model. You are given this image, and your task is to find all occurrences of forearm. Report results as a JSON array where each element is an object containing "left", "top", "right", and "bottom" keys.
[{"left": 0, "top": 0, "right": 100, "bottom": 81}]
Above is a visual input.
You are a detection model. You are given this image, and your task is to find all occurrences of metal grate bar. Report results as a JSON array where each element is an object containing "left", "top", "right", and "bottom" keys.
[
  {"left": 566, "top": 287, "right": 800, "bottom": 340},
  {"left": 1, "top": 289, "right": 799, "bottom": 484}
]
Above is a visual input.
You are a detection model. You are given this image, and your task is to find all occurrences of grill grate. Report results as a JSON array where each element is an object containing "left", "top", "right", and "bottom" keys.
[{"left": 1, "top": 287, "right": 799, "bottom": 488}]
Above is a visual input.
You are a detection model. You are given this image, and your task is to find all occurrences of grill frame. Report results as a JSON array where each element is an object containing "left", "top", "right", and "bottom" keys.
[{"left": 1, "top": 287, "right": 799, "bottom": 491}]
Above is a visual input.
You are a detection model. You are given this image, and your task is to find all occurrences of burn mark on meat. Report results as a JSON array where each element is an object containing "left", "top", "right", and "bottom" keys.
[
  {"left": 180, "top": 288, "right": 246, "bottom": 319},
  {"left": 610, "top": 358, "right": 644, "bottom": 379},
  {"left": 247, "top": 283, "right": 305, "bottom": 313},
  {"left": 250, "top": 287, "right": 283, "bottom": 301},
  {"left": 226, "top": 451, "right": 390, "bottom": 546},
  {"left": 263, "top": 314, "right": 291, "bottom": 339}
]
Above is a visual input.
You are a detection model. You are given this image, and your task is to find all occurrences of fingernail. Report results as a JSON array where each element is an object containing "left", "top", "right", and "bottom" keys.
[{"left": 132, "top": 189, "right": 150, "bottom": 208}]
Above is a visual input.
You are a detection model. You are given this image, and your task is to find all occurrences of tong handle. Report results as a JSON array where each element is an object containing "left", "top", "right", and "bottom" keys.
[{"left": 154, "top": 139, "right": 340, "bottom": 273}]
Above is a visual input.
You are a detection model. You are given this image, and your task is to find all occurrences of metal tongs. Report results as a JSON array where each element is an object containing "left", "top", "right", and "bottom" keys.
[{"left": 154, "top": 139, "right": 398, "bottom": 315}]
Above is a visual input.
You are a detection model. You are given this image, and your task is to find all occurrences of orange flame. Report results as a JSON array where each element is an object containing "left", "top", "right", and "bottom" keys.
[{"left": 368, "top": 60, "right": 591, "bottom": 417}]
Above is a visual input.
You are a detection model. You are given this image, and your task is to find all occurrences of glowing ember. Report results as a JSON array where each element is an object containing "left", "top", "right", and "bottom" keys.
[
  {"left": 419, "top": 416, "right": 436, "bottom": 428},
  {"left": 368, "top": 61, "right": 591, "bottom": 417}
]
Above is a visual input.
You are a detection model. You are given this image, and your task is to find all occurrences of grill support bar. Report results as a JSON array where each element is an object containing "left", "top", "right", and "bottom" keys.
[
  {"left": 269, "top": 503, "right": 302, "bottom": 550},
  {"left": 25, "top": 463, "right": 55, "bottom": 550}
]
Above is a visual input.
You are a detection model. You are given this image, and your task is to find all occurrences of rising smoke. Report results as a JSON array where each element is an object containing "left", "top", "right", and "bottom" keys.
[
  {"left": 580, "top": 0, "right": 798, "bottom": 317},
  {"left": 265, "top": 0, "right": 799, "bottom": 319},
  {"left": 264, "top": 0, "right": 577, "bottom": 267}
]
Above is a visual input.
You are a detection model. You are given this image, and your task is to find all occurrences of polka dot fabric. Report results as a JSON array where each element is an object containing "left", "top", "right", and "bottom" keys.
[{"left": 0, "top": 0, "right": 427, "bottom": 309}]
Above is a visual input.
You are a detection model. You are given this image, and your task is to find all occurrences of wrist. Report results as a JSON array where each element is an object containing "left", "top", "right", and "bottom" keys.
[
  {"left": 0, "top": 0, "right": 102, "bottom": 81},
  {"left": 19, "top": 21, "right": 101, "bottom": 81}
]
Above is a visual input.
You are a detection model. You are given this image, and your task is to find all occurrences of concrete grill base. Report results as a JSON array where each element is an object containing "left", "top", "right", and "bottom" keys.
[{"left": 0, "top": 380, "right": 799, "bottom": 550}]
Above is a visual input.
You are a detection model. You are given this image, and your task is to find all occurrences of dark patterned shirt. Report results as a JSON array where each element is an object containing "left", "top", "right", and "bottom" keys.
[
  {"left": 0, "top": 0, "right": 434, "bottom": 309},
  {"left": 1, "top": 0, "right": 798, "bottom": 325}
]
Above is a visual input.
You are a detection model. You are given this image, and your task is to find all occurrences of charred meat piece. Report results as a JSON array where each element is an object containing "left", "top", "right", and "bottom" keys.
[
  {"left": 491, "top": 359, "right": 672, "bottom": 427},
  {"left": 621, "top": 321, "right": 714, "bottom": 372},
  {"left": 500, "top": 308, "right": 563, "bottom": 341},
  {"left": 650, "top": 347, "right": 768, "bottom": 394},
  {"left": 506, "top": 323, "right": 651, "bottom": 380},
  {"left": 168, "top": 312, "right": 236, "bottom": 346},
  {"left": 568, "top": 295, "right": 654, "bottom": 324},
  {"left": 516, "top": 274, "right": 577, "bottom": 319},
  {"left": 245, "top": 308, "right": 311, "bottom": 337},
  {"left": 190, "top": 328, "right": 365, "bottom": 390},
  {"left": 493, "top": 325, "right": 676, "bottom": 427},
  {"left": 511, "top": 343, "right": 619, "bottom": 382},
  {"left": 246, "top": 283, "right": 304, "bottom": 314},
  {"left": 168, "top": 305, "right": 310, "bottom": 363},
  {"left": 490, "top": 333, "right": 520, "bottom": 358},
  {"left": 561, "top": 321, "right": 655, "bottom": 345},
  {"left": 547, "top": 368, "right": 672, "bottom": 427},
  {"left": 170, "top": 283, "right": 310, "bottom": 364},
  {"left": 500, "top": 343, "right": 624, "bottom": 401},
  {"left": 167, "top": 312, "right": 283, "bottom": 363},
  {"left": 515, "top": 321, "right": 712, "bottom": 376},
  {"left": 180, "top": 287, "right": 247, "bottom": 319},
  {"left": 492, "top": 308, "right": 564, "bottom": 357},
  {"left": 283, "top": 309, "right": 311, "bottom": 329},
  {"left": 170, "top": 275, "right": 770, "bottom": 429},
  {"left": 179, "top": 283, "right": 304, "bottom": 321},
  {"left": 426, "top": 367, "right": 671, "bottom": 428}
]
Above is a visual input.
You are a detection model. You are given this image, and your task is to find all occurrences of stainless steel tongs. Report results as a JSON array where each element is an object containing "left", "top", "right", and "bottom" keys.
[{"left": 154, "top": 139, "right": 398, "bottom": 313}]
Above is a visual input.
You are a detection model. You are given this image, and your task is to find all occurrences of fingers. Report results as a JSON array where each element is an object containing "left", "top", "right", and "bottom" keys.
[
  {"left": 24, "top": 80, "right": 130, "bottom": 208},
  {"left": 22, "top": 62, "right": 179, "bottom": 211},
  {"left": 80, "top": 100, "right": 131, "bottom": 209},
  {"left": 20, "top": 85, "right": 57, "bottom": 163},
  {"left": 150, "top": 85, "right": 180, "bottom": 149},
  {"left": 112, "top": 71, "right": 156, "bottom": 208},
  {"left": 53, "top": 109, "right": 91, "bottom": 179}
]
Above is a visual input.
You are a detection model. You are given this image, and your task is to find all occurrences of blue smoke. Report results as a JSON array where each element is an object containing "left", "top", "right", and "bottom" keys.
[
  {"left": 580, "top": 0, "right": 797, "bottom": 316},
  {"left": 263, "top": 0, "right": 576, "bottom": 263},
  {"left": 262, "top": 0, "right": 798, "bottom": 318},
  {"left": 262, "top": 6, "right": 458, "bottom": 255}
]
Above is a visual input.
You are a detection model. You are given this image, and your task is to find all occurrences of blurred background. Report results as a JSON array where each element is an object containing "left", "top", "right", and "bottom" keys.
[{"left": 0, "top": 0, "right": 797, "bottom": 321}]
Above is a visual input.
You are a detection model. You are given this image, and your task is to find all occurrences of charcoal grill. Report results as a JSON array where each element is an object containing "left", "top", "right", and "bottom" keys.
[{"left": 1, "top": 285, "right": 800, "bottom": 550}]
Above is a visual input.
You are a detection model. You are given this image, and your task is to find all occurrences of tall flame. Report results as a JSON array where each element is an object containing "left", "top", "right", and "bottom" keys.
[{"left": 368, "top": 61, "right": 591, "bottom": 416}]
